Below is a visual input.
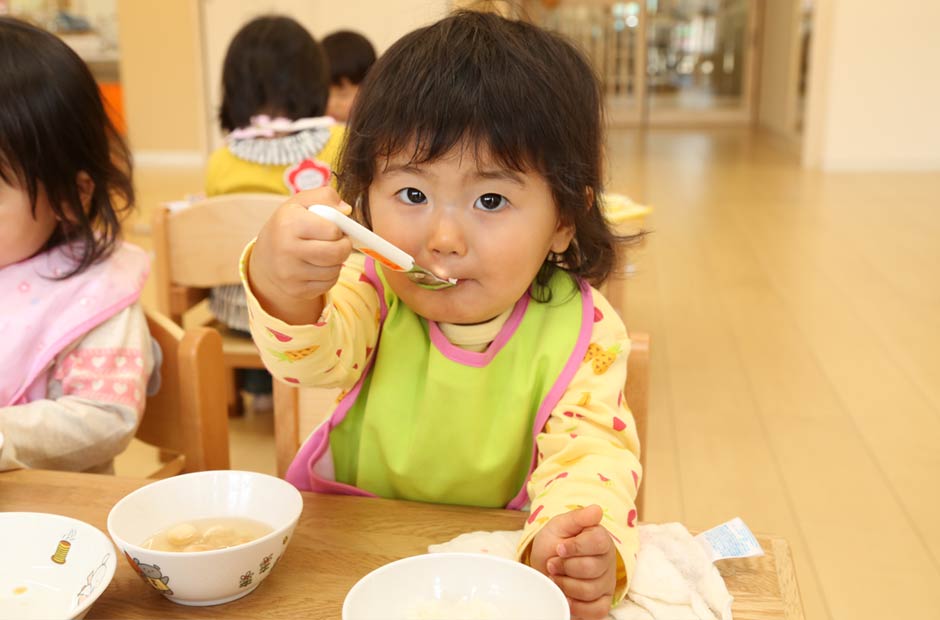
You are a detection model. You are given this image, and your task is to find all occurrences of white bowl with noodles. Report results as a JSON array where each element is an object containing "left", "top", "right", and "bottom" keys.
[
  {"left": 0, "top": 512, "right": 116, "bottom": 620},
  {"left": 342, "top": 552, "right": 569, "bottom": 620},
  {"left": 106, "top": 470, "right": 302, "bottom": 606}
]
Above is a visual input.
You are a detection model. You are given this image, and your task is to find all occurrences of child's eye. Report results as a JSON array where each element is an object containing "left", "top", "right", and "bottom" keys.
[
  {"left": 474, "top": 193, "right": 508, "bottom": 212},
  {"left": 396, "top": 188, "right": 427, "bottom": 205}
]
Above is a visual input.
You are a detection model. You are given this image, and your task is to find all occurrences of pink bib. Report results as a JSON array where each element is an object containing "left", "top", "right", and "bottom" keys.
[{"left": 0, "top": 242, "right": 150, "bottom": 406}]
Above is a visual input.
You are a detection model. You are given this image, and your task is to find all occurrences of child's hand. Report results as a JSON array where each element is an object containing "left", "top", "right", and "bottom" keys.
[
  {"left": 530, "top": 504, "right": 618, "bottom": 620},
  {"left": 247, "top": 187, "right": 354, "bottom": 325}
]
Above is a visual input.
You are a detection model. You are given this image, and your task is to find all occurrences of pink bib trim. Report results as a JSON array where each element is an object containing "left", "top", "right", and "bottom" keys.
[
  {"left": 285, "top": 257, "right": 596, "bottom": 513},
  {"left": 1, "top": 242, "right": 149, "bottom": 406},
  {"left": 285, "top": 257, "right": 382, "bottom": 495},
  {"left": 505, "top": 280, "right": 594, "bottom": 510},
  {"left": 284, "top": 368, "right": 377, "bottom": 497}
]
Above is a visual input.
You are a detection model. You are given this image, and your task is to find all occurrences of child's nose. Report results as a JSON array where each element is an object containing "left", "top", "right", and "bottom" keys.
[{"left": 425, "top": 209, "right": 467, "bottom": 257}]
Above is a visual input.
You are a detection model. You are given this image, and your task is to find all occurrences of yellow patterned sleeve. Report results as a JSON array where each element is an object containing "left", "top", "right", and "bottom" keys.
[
  {"left": 515, "top": 289, "right": 641, "bottom": 606},
  {"left": 239, "top": 242, "right": 381, "bottom": 390}
]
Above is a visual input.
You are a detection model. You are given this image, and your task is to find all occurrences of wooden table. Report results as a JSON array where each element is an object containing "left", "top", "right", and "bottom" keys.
[{"left": 1, "top": 470, "right": 804, "bottom": 619}]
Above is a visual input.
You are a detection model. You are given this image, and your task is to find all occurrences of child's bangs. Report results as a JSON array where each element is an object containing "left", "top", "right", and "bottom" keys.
[{"left": 374, "top": 124, "right": 537, "bottom": 178}]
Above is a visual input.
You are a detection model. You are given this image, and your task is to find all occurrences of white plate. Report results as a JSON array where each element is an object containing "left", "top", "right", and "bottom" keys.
[{"left": 0, "top": 512, "right": 116, "bottom": 620}]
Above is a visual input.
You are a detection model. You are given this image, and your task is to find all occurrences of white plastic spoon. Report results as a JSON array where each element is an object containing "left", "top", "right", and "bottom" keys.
[{"left": 308, "top": 204, "right": 457, "bottom": 290}]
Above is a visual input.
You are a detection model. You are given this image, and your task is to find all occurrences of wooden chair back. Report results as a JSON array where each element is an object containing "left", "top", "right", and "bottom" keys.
[
  {"left": 152, "top": 193, "right": 284, "bottom": 412},
  {"left": 152, "top": 193, "right": 283, "bottom": 324},
  {"left": 140, "top": 309, "right": 230, "bottom": 476},
  {"left": 273, "top": 384, "right": 340, "bottom": 478},
  {"left": 273, "top": 331, "right": 651, "bottom": 515}
]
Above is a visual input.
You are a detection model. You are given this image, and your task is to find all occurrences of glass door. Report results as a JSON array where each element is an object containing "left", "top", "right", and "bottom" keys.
[
  {"left": 527, "top": 0, "right": 760, "bottom": 126},
  {"left": 528, "top": 0, "right": 647, "bottom": 125},
  {"left": 645, "top": 0, "right": 757, "bottom": 123}
]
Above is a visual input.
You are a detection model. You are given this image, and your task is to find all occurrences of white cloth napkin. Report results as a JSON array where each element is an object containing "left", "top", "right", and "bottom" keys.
[{"left": 428, "top": 522, "right": 733, "bottom": 620}]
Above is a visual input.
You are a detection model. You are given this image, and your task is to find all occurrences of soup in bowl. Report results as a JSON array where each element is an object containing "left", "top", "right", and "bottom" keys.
[{"left": 107, "top": 470, "right": 302, "bottom": 606}]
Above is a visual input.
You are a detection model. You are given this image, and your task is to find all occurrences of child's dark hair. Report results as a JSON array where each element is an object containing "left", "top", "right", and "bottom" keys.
[
  {"left": 321, "top": 30, "right": 377, "bottom": 86},
  {"left": 338, "top": 10, "right": 622, "bottom": 291},
  {"left": 219, "top": 15, "right": 329, "bottom": 132},
  {"left": 0, "top": 16, "right": 133, "bottom": 278}
]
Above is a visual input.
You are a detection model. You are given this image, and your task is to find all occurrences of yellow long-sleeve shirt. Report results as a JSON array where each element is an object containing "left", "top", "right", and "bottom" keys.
[
  {"left": 241, "top": 246, "right": 642, "bottom": 602},
  {"left": 205, "top": 124, "right": 345, "bottom": 197}
]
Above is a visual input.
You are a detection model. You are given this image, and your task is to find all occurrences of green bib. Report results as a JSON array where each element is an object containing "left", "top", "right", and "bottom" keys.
[{"left": 326, "top": 261, "right": 588, "bottom": 508}]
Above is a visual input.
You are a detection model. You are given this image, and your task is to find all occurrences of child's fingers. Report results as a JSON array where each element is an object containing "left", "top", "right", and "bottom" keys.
[
  {"left": 262, "top": 240, "right": 348, "bottom": 297},
  {"left": 271, "top": 239, "right": 348, "bottom": 280},
  {"left": 271, "top": 265, "right": 342, "bottom": 299},
  {"left": 545, "top": 504, "right": 604, "bottom": 540},
  {"left": 570, "top": 504, "right": 604, "bottom": 529},
  {"left": 546, "top": 556, "right": 565, "bottom": 576},
  {"left": 293, "top": 237, "right": 353, "bottom": 268},
  {"left": 293, "top": 263, "right": 344, "bottom": 287},
  {"left": 557, "top": 525, "right": 612, "bottom": 558},
  {"left": 566, "top": 594, "right": 614, "bottom": 620},
  {"left": 553, "top": 574, "right": 612, "bottom": 606},
  {"left": 290, "top": 186, "right": 346, "bottom": 211},
  {"left": 553, "top": 554, "right": 610, "bottom": 580},
  {"left": 287, "top": 204, "right": 348, "bottom": 242}
]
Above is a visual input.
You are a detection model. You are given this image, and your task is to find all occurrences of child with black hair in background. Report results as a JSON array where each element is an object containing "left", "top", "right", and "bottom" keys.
[
  {"left": 321, "top": 30, "right": 376, "bottom": 123},
  {"left": 205, "top": 15, "right": 345, "bottom": 406}
]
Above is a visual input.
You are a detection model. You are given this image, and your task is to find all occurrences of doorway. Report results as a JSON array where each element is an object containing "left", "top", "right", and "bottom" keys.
[{"left": 526, "top": 0, "right": 763, "bottom": 127}]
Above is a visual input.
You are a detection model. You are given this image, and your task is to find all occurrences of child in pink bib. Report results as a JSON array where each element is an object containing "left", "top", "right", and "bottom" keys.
[{"left": 0, "top": 17, "right": 153, "bottom": 472}]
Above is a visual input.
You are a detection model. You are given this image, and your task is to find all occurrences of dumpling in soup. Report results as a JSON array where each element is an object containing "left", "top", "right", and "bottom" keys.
[{"left": 142, "top": 517, "right": 272, "bottom": 552}]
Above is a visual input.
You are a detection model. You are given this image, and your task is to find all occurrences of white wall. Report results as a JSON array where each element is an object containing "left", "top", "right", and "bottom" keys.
[
  {"left": 803, "top": 0, "right": 940, "bottom": 170},
  {"left": 757, "top": 0, "right": 800, "bottom": 139},
  {"left": 199, "top": 0, "right": 450, "bottom": 151}
]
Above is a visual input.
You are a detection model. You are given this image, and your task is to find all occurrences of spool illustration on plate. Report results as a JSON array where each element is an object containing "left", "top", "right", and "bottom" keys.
[{"left": 51, "top": 528, "right": 77, "bottom": 564}]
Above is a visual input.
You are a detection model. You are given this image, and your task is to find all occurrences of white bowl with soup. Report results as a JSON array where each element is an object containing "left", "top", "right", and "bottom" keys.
[
  {"left": 107, "top": 470, "right": 302, "bottom": 606},
  {"left": 343, "top": 552, "right": 570, "bottom": 620}
]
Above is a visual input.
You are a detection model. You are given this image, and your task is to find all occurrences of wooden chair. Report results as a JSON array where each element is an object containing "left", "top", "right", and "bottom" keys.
[
  {"left": 625, "top": 332, "right": 650, "bottom": 517},
  {"left": 272, "top": 331, "right": 651, "bottom": 516},
  {"left": 152, "top": 193, "right": 284, "bottom": 413},
  {"left": 130, "top": 308, "right": 230, "bottom": 477},
  {"left": 272, "top": 383, "right": 340, "bottom": 478}
]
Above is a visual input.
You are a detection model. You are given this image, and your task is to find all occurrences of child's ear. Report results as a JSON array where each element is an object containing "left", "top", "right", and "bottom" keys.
[
  {"left": 76, "top": 171, "right": 95, "bottom": 209},
  {"left": 549, "top": 219, "right": 575, "bottom": 254},
  {"left": 549, "top": 188, "right": 592, "bottom": 253}
]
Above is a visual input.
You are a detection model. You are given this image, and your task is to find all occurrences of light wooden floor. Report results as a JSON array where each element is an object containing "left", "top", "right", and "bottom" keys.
[
  {"left": 607, "top": 129, "right": 940, "bottom": 620},
  {"left": 125, "top": 129, "right": 940, "bottom": 620}
]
